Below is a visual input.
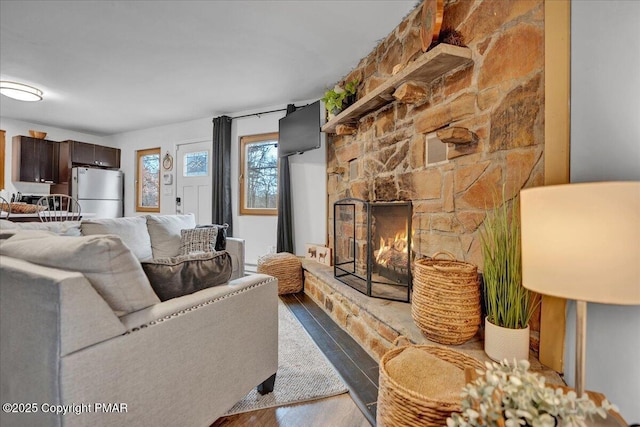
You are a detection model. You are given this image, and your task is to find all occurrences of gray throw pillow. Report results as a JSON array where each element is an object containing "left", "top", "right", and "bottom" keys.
[
  {"left": 146, "top": 214, "right": 196, "bottom": 259},
  {"left": 81, "top": 216, "right": 153, "bottom": 261},
  {"left": 0, "top": 233, "right": 159, "bottom": 316},
  {"left": 141, "top": 251, "right": 232, "bottom": 301}
]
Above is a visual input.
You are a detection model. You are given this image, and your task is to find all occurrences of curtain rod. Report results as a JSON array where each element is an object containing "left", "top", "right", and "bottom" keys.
[
  {"left": 228, "top": 102, "right": 311, "bottom": 120},
  {"left": 230, "top": 107, "right": 288, "bottom": 120}
]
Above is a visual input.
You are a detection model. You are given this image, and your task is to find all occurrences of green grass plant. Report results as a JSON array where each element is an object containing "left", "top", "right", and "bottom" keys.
[{"left": 480, "top": 189, "right": 539, "bottom": 330}]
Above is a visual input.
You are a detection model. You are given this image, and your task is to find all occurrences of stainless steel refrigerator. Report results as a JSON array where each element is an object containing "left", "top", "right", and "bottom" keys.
[{"left": 71, "top": 167, "right": 124, "bottom": 218}]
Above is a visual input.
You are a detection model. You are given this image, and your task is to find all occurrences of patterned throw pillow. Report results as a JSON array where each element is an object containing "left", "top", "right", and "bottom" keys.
[
  {"left": 179, "top": 227, "right": 218, "bottom": 255},
  {"left": 196, "top": 223, "right": 229, "bottom": 251}
]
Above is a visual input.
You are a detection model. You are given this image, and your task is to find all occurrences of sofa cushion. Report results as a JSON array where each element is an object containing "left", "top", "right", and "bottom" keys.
[
  {"left": 141, "top": 251, "right": 232, "bottom": 301},
  {"left": 146, "top": 214, "right": 196, "bottom": 259},
  {"left": 179, "top": 227, "right": 218, "bottom": 255},
  {"left": 0, "top": 229, "right": 56, "bottom": 241},
  {"left": 0, "top": 219, "right": 81, "bottom": 236},
  {"left": 196, "top": 223, "right": 228, "bottom": 251},
  {"left": 81, "top": 216, "right": 153, "bottom": 261},
  {"left": 0, "top": 233, "right": 160, "bottom": 316}
]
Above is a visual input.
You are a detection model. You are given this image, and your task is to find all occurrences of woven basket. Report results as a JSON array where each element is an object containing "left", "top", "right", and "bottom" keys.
[
  {"left": 2, "top": 203, "right": 47, "bottom": 214},
  {"left": 412, "top": 251, "right": 481, "bottom": 345},
  {"left": 257, "top": 252, "right": 303, "bottom": 295},
  {"left": 377, "top": 340, "right": 485, "bottom": 427}
]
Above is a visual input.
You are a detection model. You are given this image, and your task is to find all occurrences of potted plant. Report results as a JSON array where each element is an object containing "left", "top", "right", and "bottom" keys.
[
  {"left": 480, "top": 188, "right": 539, "bottom": 362},
  {"left": 322, "top": 78, "right": 359, "bottom": 120},
  {"left": 447, "top": 359, "right": 617, "bottom": 427}
]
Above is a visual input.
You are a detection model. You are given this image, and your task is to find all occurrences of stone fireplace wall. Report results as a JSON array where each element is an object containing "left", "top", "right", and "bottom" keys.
[{"left": 327, "top": 0, "right": 545, "bottom": 273}]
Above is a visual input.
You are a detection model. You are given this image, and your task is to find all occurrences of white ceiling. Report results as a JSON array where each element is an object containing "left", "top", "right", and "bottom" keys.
[{"left": 0, "top": 0, "right": 416, "bottom": 136}]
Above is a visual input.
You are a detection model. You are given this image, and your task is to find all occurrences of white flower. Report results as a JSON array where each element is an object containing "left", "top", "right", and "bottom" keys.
[
  {"left": 510, "top": 376, "right": 522, "bottom": 386},
  {"left": 446, "top": 360, "right": 613, "bottom": 427}
]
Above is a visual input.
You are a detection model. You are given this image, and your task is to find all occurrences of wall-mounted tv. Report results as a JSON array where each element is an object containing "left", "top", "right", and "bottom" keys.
[{"left": 278, "top": 100, "right": 326, "bottom": 157}]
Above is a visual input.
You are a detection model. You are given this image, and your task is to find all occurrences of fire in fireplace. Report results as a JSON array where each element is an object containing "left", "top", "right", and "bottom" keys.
[{"left": 333, "top": 198, "right": 412, "bottom": 302}]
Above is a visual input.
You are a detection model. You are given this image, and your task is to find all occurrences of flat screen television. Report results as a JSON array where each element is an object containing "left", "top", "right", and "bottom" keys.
[{"left": 278, "top": 100, "right": 326, "bottom": 157}]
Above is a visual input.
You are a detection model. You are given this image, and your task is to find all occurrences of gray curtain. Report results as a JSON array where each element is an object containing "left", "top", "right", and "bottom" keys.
[
  {"left": 276, "top": 104, "right": 296, "bottom": 253},
  {"left": 212, "top": 116, "right": 233, "bottom": 236}
]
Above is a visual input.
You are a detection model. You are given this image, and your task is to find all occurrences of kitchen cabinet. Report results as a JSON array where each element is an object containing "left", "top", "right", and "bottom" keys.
[
  {"left": 66, "top": 140, "right": 120, "bottom": 168},
  {"left": 12, "top": 136, "right": 59, "bottom": 183}
]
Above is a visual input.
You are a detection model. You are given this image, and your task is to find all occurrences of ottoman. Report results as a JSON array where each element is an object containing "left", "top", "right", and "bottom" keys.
[{"left": 257, "top": 252, "right": 303, "bottom": 295}]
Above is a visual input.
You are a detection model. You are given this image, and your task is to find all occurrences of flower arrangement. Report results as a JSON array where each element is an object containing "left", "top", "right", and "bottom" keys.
[{"left": 447, "top": 360, "right": 617, "bottom": 427}]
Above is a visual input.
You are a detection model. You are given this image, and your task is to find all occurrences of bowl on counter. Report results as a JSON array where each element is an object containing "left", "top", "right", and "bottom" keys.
[
  {"left": 5, "top": 203, "right": 47, "bottom": 214},
  {"left": 29, "top": 130, "right": 47, "bottom": 139}
]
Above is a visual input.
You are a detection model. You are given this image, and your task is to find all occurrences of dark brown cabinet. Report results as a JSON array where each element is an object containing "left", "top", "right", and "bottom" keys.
[
  {"left": 66, "top": 140, "right": 120, "bottom": 168},
  {"left": 94, "top": 144, "right": 120, "bottom": 168},
  {"left": 12, "top": 136, "right": 59, "bottom": 183}
]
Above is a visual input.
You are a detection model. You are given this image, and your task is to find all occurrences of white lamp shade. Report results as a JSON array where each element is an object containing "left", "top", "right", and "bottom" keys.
[{"left": 520, "top": 181, "right": 640, "bottom": 305}]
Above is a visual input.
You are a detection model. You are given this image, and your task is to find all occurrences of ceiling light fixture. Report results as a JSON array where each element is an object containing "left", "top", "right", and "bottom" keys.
[{"left": 0, "top": 81, "right": 43, "bottom": 102}]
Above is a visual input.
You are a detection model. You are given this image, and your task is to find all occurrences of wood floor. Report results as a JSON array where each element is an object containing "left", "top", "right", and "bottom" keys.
[{"left": 211, "top": 293, "right": 378, "bottom": 427}]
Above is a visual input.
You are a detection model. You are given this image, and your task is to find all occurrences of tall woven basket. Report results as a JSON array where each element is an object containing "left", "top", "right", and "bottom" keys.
[
  {"left": 412, "top": 251, "right": 481, "bottom": 345},
  {"left": 377, "top": 341, "right": 485, "bottom": 427}
]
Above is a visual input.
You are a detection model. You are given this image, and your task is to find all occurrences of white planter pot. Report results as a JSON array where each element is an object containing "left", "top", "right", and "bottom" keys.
[{"left": 484, "top": 317, "right": 530, "bottom": 362}]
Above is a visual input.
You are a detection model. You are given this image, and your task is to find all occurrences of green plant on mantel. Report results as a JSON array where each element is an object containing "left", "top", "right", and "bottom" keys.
[
  {"left": 322, "top": 78, "right": 359, "bottom": 118},
  {"left": 447, "top": 359, "right": 617, "bottom": 427},
  {"left": 480, "top": 187, "right": 539, "bottom": 330}
]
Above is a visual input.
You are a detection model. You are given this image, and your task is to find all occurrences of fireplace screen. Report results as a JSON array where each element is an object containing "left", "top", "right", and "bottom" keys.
[{"left": 333, "top": 198, "right": 412, "bottom": 302}]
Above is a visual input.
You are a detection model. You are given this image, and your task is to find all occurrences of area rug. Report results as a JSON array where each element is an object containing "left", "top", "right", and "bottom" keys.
[{"left": 225, "top": 299, "right": 348, "bottom": 415}]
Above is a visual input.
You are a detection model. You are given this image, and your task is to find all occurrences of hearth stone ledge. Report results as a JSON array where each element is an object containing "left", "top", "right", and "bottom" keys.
[{"left": 302, "top": 259, "right": 562, "bottom": 384}]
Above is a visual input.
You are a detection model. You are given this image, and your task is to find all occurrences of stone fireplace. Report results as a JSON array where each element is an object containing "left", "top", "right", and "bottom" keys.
[
  {"left": 334, "top": 199, "right": 412, "bottom": 302},
  {"left": 304, "top": 0, "right": 547, "bottom": 360}
]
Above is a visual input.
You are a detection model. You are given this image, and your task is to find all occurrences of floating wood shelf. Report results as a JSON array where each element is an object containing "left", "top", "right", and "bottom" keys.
[{"left": 322, "top": 44, "right": 473, "bottom": 133}]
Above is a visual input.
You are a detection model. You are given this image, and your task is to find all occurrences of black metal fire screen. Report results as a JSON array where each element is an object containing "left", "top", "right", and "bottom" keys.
[{"left": 333, "top": 198, "right": 412, "bottom": 302}]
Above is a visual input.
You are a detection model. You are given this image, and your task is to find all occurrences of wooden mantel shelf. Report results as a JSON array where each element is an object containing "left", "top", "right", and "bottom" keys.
[{"left": 322, "top": 44, "right": 473, "bottom": 133}]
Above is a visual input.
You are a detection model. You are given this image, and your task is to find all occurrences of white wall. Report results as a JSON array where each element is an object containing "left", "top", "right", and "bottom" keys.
[
  {"left": 107, "top": 116, "right": 212, "bottom": 217},
  {"left": 0, "top": 117, "right": 111, "bottom": 199},
  {"left": 568, "top": 1, "right": 640, "bottom": 422},
  {"left": 230, "top": 102, "right": 327, "bottom": 268},
  {"left": 108, "top": 102, "right": 327, "bottom": 269}
]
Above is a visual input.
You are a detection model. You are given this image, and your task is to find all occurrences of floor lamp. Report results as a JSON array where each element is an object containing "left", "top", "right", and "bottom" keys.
[{"left": 520, "top": 181, "right": 640, "bottom": 397}]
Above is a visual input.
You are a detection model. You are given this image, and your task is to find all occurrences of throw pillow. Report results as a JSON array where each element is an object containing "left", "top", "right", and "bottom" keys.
[
  {"left": 141, "top": 251, "right": 232, "bottom": 301},
  {"left": 0, "top": 234, "right": 160, "bottom": 316},
  {"left": 146, "top": 214, "right": 196, "bottom": 259},
  {"left": 179, "top": 227, "right": 218, "bottom": 255},
  {"left": 196, "top": 223, "right": 228, "bottom": 250},
  {"left": 0, "top": 219, "right": 82, "bottom": 236},
  {"left": 81, "top": 216, "right": 153, "bottom": 261}
]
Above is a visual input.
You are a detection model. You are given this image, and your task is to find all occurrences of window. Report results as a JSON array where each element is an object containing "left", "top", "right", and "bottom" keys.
[
  {"left": 240, "top": 133, "right": 278, "bottom": 215},
  {"left": 183, "top": 151, "right": 209, "bottom": 177},
  {"left": 136, "top": 147, "right": 161, "bottom": 212}
]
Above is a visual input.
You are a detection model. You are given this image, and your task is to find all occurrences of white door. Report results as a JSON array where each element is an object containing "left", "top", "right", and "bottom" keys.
[{"left": 175, "top": 140, "right": 212, "bottom": 224}]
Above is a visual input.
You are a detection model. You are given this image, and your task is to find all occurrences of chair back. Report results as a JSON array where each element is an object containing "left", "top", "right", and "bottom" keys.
[
  {"left": 37, "top": 194, "right": 82, "bottom": 222},
  {"left": 0, "top": 196, "right": 10, "bottom": 219}
]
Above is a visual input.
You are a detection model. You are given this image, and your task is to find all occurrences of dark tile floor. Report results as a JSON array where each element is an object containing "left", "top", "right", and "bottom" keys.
[{"left": 280, "top": 293, "right": 379, "bottom": 426}]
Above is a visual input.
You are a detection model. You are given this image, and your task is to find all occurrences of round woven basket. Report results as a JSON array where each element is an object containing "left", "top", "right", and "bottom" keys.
[
  {"left": 257, "top": 252, "right": 303, "bottom": 295},
  {"left": 377, "top": 342, "right": 485, "bottom": 427},
  {"left": 411, "top": 251, "right": 481, "bottom": 345}
]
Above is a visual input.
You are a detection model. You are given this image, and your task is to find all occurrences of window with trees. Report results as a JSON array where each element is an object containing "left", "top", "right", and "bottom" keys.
[
  {"left": 136, "top": 147, "right": 161, "bottom": 212},
  {"left": 240, "top": 133, "right": 278, "bottom": 215}
]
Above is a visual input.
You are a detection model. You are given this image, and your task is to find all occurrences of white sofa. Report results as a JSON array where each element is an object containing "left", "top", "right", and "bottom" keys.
[{"left": 0, "top": 215, "right": 278, "bottom": 427}]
